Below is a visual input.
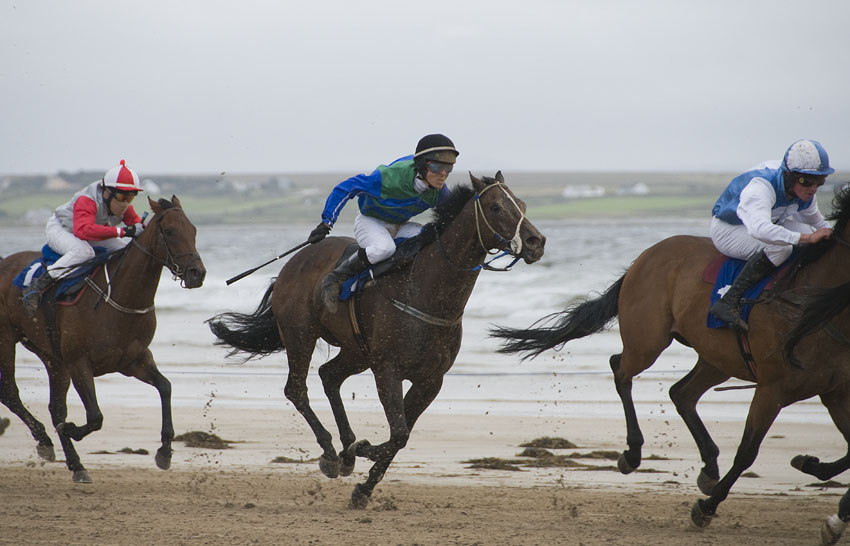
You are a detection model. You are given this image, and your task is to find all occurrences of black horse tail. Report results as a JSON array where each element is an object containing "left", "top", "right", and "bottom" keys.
[
  {"left": 490, "top": 274, "right": 625, "bottom": 360},
  {"left": 207, "top": 283, "right": 283, "bottom": 359}
]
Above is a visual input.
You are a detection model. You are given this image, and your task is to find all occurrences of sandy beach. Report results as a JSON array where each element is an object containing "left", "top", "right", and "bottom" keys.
[{"left": 1, "top": 398, "right": 846, "bottom": 545}]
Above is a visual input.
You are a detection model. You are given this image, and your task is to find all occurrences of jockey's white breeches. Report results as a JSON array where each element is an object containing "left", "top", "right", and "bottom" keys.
[
  {"left": 710, "top": 216, "right": 815, "bottom": 266},
  {"left": 45, "top": 215, "right": 129, "bottom": 278},
  {"left": 353, "top": 213, "right": 423, "bottom": 264}
]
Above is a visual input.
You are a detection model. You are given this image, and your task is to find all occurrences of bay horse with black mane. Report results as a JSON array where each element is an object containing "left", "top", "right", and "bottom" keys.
[
  {"left": 0, "top": 196, "right": 205, "bottom": 483},
  {"left": 492, "top": 185, "right": 850, "bottom": 535},
  {"left": 209, "top": 172, "right": 545, "bottom": 507}
]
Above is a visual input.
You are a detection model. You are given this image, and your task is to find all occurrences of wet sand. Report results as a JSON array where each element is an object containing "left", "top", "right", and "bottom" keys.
[{"left": 0, "top": 402, "right": 846, "bottom": 545}]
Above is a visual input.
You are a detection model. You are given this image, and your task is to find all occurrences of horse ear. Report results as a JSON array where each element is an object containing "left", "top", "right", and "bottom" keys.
[
  {"left": 495, "top": 171, "right": 504, "bottom": 183},
  {"left": 148, "top": 197, "right": 161, "bottom": 214},
  {"left": 469, "top": 172, "right": 486, "bottom": 192},
  {"left": 171, "top": 195, "right": 182, "bottom": 208}
]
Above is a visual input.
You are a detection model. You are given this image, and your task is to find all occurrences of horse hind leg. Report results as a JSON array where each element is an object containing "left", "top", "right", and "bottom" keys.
[
  {"left": 0, "top": 340, "right": 55, "bottom": 461},
  {"left": 282, "top": 340, "right": 340, "bottom": 479},
  {"left": 610, "top": 353, "right": 644, "bottom": 474},
  {"left": 669, "top": 358, "right": 728, "bottom": 495},
  {"left": 319, "top": 353, "right": 368, "bottom": 477}
]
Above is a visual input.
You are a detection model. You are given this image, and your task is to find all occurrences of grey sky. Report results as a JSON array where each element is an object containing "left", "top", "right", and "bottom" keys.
[{"left": 2, "top": 0, "right": 849, "bottom": 175}]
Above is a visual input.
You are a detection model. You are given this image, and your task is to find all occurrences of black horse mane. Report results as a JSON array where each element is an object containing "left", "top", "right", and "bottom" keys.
[
  {"left": 402, "top": 182, "right": 477, "bottom": 248},
  {"left": 785, "top": 184, "right": 850, "bottom": 363}
]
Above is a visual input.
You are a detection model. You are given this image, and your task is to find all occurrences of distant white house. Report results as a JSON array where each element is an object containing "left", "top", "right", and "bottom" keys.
[
  {"left": 141, "top": 178, "right": 161, "bottom": 194},
  {"left": 561, "top": 184, "right": 605, "bottom": 199},
  {"left": 616, "top": 182, "right": 650, "bottom": 196}
]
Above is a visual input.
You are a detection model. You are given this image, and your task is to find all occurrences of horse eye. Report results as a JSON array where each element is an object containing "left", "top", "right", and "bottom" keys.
[
  {"left": 163, "top": 228, "right": 175, "bottom": 237},
  {"left": 490, "top": 203, "right": 502, "bottom": 213}
]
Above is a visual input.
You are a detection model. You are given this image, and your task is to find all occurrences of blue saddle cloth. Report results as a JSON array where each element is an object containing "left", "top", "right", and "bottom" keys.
[
  {"left": 706, "top": 256, "right": 789, "bottom": 329},
  {"left": 13, "top": 245, "right": 109, "bottom": 298}
]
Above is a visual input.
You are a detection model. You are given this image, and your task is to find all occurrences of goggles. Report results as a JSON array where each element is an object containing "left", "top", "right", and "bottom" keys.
[
  {"left": 110, "top": 189, "right": 138, "bottom": 203},
  {"left": 426, "top": 161, "right": 453, "bottom": 175},
  {"left": 796, "top": 175, "right": 826, "bottom": 188}
]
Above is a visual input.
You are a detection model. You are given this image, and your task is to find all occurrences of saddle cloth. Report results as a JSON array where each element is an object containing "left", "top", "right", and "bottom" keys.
[
  {"left": 13, "top": 244, "right": 109, "bottom": 299},
  {"left": 703, "top": 253, "right": 791, "bottom": 329}
]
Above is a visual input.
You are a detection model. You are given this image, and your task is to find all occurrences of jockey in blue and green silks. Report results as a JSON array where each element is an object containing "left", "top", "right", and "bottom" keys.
[{"left": 306, "top": 134, "right": 460, "bottom": 312}]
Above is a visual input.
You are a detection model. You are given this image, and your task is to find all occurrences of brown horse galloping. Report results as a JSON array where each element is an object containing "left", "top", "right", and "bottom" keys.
[
  {"left": 0, "top": 196, "right": 206, "bottom": 483},
  {"left": 209, "top": 173, "right": 545, "bottom": 507},
  {"left": 492, "top": 185, "right": 850, "bottom": 532}
]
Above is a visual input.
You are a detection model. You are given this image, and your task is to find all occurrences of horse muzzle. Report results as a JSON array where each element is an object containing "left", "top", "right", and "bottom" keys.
[{"left": 519, "top": 231, "right": 546, "bottom": 264}]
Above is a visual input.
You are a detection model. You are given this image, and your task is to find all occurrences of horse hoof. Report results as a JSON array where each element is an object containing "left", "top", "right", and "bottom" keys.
[
  {"left": 37, "top": 443, "right": 56, "bottom": 462},
  {"left": 822, "top": 514, "right": 847, "bottom": 546},
  {"left": 617, "top": 452, "right": 635, "bottom": 475},
  {"left": 319, "top": 454, "right": 339, "bottom": 479},
  {"left": 155, "top": 449, "right": 172, "bottom": 470},
  {"left": 697, "top": 470, "right": 718, "bottom": 496},
  {"left": 338, "top": 454, "right": 356, "bottom": 477},
  {"left": 0, "top": 417, "right": 10, "bottom": 435},
  {"left": 73, "top": 470, "right": 92, "bottom": 484},
  {"left": 791, "top": 454, "right": 818, "bottom": 473},
  {"left": 348, "top": 483, "right": 371, "bottom": 509},
  {"left": 347, "top": 439, "right": 370, "bottom": 458},
  {"left": 690, "top": 499, "right": 713, "bottom": 528}
]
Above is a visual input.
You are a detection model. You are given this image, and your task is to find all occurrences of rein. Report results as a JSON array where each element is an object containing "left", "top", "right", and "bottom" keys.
[{"left": 90, "top": 207, "right": 191, "bottom": 314}]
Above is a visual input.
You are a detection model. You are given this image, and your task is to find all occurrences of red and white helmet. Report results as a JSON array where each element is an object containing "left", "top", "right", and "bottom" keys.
[{"left": 102, "top": 159, "right": 144, "bottom": 191}]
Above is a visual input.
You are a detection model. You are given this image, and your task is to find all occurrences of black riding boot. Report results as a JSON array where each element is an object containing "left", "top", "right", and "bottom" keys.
[
  {"left": 320, "top": 248, "right": 370, "bottom": 313},
  {"left": 709, "top": 250, "right": 775, "bottom": 332},
  {"left": 21, "top": 272, "right": 54, "bottom": 316}
]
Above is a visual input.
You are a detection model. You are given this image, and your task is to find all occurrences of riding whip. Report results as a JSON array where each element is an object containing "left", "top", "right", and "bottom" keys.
[{"left": 225, "top": 241, "right": 309, "bottom": 285}]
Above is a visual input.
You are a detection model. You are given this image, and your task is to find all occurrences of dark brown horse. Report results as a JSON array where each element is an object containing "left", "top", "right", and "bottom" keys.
[
  {"left": 492, "top": 185, "right": 850, "bottom": 530},
  {"left": 209, "top": 173, "right": 545, "bottom": 507},
  {"left": 0, "top": 196, "right": 205, "bottom": 482}
]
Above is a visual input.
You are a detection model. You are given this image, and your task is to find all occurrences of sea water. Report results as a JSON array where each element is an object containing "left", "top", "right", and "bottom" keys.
[{"left": 0, "top": 218, "right": 831, "bottom": 425}]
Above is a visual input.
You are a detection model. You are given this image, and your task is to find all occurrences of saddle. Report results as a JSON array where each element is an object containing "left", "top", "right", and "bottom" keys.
[{"left": 13, "top": 245, "right": 111, "bottom": 305}]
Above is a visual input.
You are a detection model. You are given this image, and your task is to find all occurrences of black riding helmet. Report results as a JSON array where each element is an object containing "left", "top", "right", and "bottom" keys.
[{"left": 413, "top": 134, "right": 459, "bottom": 178}]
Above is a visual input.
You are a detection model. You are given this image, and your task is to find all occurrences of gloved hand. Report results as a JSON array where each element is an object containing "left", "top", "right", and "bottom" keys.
[
  {"left": 308, "top": 222, "right": 331, "bottom": 244},
  {"left": 122, "top": 223, "right": 144, "bottom": 238}
]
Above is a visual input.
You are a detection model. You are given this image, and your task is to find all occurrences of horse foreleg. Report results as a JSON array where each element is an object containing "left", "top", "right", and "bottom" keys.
[
  {"left": 349, "top": 374, "right": 443, "bottom": 509},
  {"left": 123, "top": 350, "right": 173, "bottom": 470},
  {"left": 792, "top": 388, "right": 850, "bottom": 482},
  {"left": 690, "top": 386, "right": 781, "bottom": 528},
  {"left": 0, "top": 343, "right": 55, "bottom": 460},
  {"left": 610, "top": 353, "right": 643, "bottom": 473},
  {"left": 669, "top": 358, "right": 728, "bottom": 495},
  {"left": 319, "top": 354, "right": 368, "bottom": 477},
  {"left": 46, "top": 369, "right": 90, "bottom": 483},
  {"left": 283, "top": 348, "right": 339, "bottom": 478}
]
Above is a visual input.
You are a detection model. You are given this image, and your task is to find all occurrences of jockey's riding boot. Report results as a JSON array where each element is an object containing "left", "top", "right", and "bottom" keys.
[
  {"left": 21, "top": 272, "right": 54, "bottom": 316},
  {"left": 709, "top": 250, "right": 775, "bottom": 332},
  {"left": 320, "top": 248, "right": 370, "bottom": 313}
]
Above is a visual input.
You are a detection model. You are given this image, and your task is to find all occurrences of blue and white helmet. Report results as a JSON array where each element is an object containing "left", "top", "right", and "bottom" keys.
[{"left": 782, "top": 139, "right": 835, "bottom": 176}]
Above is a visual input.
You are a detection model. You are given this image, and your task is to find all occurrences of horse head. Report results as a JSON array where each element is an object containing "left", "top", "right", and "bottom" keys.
[
  {"left": 469, "top": 171, "right": 546, "bottom": 264},
  {"left": 144, "top": 195, "right": 206, "bottom": 288}
]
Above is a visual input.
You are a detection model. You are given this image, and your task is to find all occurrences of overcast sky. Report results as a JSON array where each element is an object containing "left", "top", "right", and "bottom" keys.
[{"left": 2, "top": 0, "right": 849, "bottom": 175}]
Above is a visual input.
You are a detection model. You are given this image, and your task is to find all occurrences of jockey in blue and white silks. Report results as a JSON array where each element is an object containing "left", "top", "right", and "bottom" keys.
[{"left": 708, "top": 139, "right": 835, "bottom": 331}]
